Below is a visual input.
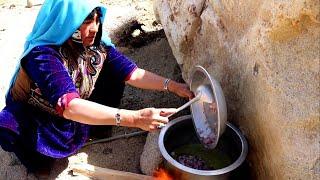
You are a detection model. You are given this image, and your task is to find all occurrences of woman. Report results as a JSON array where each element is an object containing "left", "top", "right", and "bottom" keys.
[{"left": 0, "top": 0, "right": 193, "bottom": 172}]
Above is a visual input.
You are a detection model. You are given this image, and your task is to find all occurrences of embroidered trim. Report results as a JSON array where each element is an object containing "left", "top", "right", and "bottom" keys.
[
  {"left": 59, "top": 43, "right": 107, "bottom": 99},
  {"left": 55, "top": 92, "right": 80, "bottom": 116},
  {"left": 124, "top": 66, "right": 138, "bottom": 81},
  {"left": 28, "top": 87, "right": 59, "bottom": 116}
]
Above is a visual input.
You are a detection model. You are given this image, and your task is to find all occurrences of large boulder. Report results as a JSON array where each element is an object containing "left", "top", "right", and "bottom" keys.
[{"left": 154, "top": 0, "right": 320, "bottom": 179}]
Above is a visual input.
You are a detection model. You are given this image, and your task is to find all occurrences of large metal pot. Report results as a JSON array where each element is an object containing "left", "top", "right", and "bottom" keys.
[{"left": 158, "top": 115, "right": 248, "bottom": 180}]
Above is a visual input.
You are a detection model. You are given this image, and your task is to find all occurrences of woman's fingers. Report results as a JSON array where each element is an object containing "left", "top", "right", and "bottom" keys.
[
  {"left": 149, "top": 122, "right": 166, "bottom": 131},
  {"left": 153, "top": 116, "right": 169, "bottom": 124},
  {"left": 173, "top": 83, "right": 194, "bottom": 99},
  {"left": 148, "top": 108, "right": 176, "bottom": 123},
  {"left": 138, "top": 107, "right": 178, "bottom": 131},
  {"left": 159, "top": 108, "right": 177, "bottom": 117},
  {"left": 149, "top": 125, "right": 156, "bottom": 130},
  {"left": 149, "top": 124, "right": 163, "bottom": 132},
  {"left": 151, "top": 121, "right": 166, "bottom": 126}
]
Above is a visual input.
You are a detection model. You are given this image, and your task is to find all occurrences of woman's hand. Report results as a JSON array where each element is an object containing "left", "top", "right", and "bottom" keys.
[
  {"left": 168, "top": 81, "right": 194, "bottom": 99},
  {"left": 134, "top": 108, "right": 177, "bottom": 131}
]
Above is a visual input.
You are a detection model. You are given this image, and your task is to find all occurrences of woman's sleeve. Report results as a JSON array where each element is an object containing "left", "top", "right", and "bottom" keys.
[
  {"left": 21, "top": 46, "right": 79, "bottom": 115},
  {"left": 106, "top": 46, "right": 138, "bottom": 82}
]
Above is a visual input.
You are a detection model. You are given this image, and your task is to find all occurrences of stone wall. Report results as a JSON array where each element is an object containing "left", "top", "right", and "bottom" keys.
[{"left": 154, "top": 0, "right": 320, "bottom": 179}]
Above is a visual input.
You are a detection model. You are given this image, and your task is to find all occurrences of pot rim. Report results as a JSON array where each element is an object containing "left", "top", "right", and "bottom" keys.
[{"left": 158, "top": 115, "right": 248, "bottom": 176}]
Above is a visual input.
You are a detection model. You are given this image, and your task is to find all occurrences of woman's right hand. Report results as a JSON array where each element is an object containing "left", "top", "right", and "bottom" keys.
[{"left": 135, "top": 108, "right": 177, "bottom": 131}]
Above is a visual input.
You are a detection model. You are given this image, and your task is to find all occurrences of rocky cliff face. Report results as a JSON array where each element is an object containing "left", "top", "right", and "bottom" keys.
[{"left": 154, "top": 0, "right": 320, "bottom": 179}]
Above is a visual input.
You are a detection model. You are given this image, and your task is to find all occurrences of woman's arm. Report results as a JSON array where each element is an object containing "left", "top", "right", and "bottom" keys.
[
  {"left": 63, "top": 98, "right": 135, "bottom": 126},
  {"left": 126, "top": 68, "right": 194, "bottom": 99},
  {"left": 63, "top": 98, "right": 176, "bottom": 131},
  {"left": 103, "top": 46, "right": 193, "bottom": 98},
  {"left": 21, "top": 46, "right": 175, "bottom": 131}
]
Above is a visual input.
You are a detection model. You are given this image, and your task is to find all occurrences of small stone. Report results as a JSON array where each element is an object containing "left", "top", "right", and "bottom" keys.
[
  {"left": 26, "top": 0, "right": 33, "bottom": 8},
  {"left": 152, "top": 21, "right": 159, "bottom": 26},
  {"left": 9, "top": 4, "right": 16, "bottom": 9},
  {"left": 132, "top": 29, "right": 141, "bottom": 37}
]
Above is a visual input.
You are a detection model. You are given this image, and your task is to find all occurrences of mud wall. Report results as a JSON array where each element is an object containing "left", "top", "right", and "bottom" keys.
[{"left": 154, "top": 0, "right": 320, "bottom": 179}]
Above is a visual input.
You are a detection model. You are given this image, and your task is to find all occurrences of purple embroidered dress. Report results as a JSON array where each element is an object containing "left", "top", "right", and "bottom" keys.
[{"left": 0, "top": 43, "right": 137, "bottom": 158}]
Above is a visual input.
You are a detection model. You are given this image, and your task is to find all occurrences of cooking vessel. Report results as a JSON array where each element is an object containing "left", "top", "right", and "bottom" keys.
[{"left": 158, "top": 115, "right": 248, "bottom": 180}]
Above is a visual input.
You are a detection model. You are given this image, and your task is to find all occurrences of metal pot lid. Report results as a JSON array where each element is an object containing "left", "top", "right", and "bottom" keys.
[{"left": 189, "top": 65, "right": 227, "bottom": 149}]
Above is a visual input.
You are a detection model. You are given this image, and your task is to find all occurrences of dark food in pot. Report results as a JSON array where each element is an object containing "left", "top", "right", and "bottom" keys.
[{"left": 176, "top": 154, "right": 211, "bottom": 170}]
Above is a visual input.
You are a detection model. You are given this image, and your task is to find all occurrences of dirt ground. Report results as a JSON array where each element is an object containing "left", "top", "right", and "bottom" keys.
[{"left": 0, "top": 0, "right": 188, "bottom": 179}]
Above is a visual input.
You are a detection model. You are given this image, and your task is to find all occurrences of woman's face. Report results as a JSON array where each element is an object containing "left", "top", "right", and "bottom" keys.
[{"left": 79, "top": 13, "right": 100, "bottom": 46}]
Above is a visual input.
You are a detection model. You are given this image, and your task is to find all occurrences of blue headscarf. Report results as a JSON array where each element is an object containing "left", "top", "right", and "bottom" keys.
[{"left": 7, "top": 0, "right": 113, "bottom": 97}]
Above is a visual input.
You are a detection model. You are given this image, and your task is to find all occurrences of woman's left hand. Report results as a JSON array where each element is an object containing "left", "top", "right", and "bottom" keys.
[{"left": 169, "top": 81, "right": 194, "bottom": 99}]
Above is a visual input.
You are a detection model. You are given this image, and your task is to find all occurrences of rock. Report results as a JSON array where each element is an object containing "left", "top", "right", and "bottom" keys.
[
  {"left": 26, "top": 0, "right": 33, "bottom": 8},
  {"left": 154, "top": 0, "right": 320, "bottom": 179},
  {"left": 9, "top": 4, "right": 16, "bottom": 9},
  {"left": 6, "top": 165, "right": 28, "bottom": 180},
  {"left": 140, "top": 131, "right": 163, "bottom": 176},
  {"left": 26, "top": 0, "right": 45, "bottom": 8},
  {"left": 0, "top": 0, "right": 188, "bottom": 179},
  {"left": 0, "top": 147, "right": 28, "bottom": 179}
]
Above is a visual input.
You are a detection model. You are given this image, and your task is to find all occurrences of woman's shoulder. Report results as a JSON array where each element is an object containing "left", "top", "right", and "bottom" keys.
[{"left": 27, "top": 45, "right": 61, "bottom": 58}]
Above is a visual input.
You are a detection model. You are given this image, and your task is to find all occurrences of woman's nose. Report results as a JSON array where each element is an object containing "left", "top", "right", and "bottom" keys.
[{"left": 89, "top": 23, "right": 99, "bottom": 33}]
